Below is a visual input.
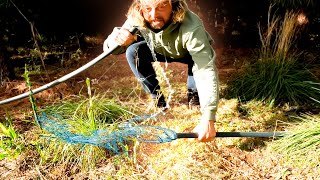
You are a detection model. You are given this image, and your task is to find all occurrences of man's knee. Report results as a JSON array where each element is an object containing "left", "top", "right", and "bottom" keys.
[{"left": 126, "top": 43, "right": 138, "bottom": 60}]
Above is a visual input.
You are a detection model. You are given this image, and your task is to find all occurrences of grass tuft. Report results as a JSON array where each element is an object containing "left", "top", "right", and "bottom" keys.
[
  {"left": 37, "top": 92, "right": 132, "bottom": 171},
  {"left": 269, "top": 114, "right": 320, "bottom": 169},
  {"left": 0, "top": 117, "right": 24, "bottom": 160},
  {"left": 226, "top": 10, "right": 320, "bottom": 106}
]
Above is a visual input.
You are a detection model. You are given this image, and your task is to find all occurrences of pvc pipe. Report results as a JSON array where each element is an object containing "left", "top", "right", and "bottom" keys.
[{"left": 0, "top": 27, "right": 138, "bottom": 105}]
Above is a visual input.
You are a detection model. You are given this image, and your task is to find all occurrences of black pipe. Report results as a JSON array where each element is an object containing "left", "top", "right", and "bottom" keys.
[{"left": 176, "top": 132, "right": 286, "bottom": 138}]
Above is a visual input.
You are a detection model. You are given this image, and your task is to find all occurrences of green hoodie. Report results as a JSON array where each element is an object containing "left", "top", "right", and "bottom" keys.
[{"left": 104, "top": 10, "right": 219, "bottom": 121}]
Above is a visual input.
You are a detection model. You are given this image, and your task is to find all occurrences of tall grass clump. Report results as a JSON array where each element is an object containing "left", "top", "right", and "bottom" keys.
[
  {"left": 269, "top": 114, "right": 320, "bottom": 169},
  {"left": 37, "top": 79, "right": 132, "bottom": 172},
  {"left": 226, "top": 10, "right": 320, "bottom": 106},
  {"left": 271, "top": 0, "right": 315, "bottom": 8}
]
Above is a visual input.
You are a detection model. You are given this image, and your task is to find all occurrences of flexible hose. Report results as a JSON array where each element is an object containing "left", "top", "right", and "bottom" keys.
[{"left": 0, "top": 27, "right": 138, "bottom": 105}]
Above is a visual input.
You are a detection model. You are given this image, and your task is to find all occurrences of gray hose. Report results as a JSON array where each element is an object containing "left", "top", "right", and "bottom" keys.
[{"left": 0, "top": 27, "right": 138, "bottom": 105}]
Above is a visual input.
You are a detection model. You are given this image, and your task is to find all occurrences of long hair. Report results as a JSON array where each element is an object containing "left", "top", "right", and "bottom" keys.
[{"left": 126, "top": 0, "right": 188, "bottom": 27}]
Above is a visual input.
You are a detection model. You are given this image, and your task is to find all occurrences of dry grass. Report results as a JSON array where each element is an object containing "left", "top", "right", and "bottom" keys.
[{"left": 259, "top": 9, "right": 301, "bottom": 61}]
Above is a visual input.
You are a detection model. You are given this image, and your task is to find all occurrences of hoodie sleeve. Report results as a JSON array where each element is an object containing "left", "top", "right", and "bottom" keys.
[{"left": 184, "top": 26, "right": 219, "bottom": 121}]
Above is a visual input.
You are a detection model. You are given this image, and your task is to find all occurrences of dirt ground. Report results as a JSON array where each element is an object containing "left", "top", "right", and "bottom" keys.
[
  {"left": 2, "top": 46, "right": 320, "bottom": 179},
  {"left": 0, "top": 46, "right": 262, "bottom": 178},
  {"left": 0, "top": 46, "right": 252, "bottom": 118}
]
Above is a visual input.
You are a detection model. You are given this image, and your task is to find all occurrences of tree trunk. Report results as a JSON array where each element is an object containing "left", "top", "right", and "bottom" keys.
[
  {"left": 0, "top": 47, "right": 15, "bottom": 85},
  {"left": 0, "top": 51, "right": 8, "bottom": 85}
]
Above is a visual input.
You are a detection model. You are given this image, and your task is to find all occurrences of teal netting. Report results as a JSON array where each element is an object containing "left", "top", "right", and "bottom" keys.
[{"left": 38, "top": 113, "right": 178, "bottom": 154}]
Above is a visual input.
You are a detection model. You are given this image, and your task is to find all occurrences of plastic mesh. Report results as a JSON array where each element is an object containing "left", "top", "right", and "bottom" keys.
[{"left": 38, "top": 113, "right": 177, "bottom": 154}]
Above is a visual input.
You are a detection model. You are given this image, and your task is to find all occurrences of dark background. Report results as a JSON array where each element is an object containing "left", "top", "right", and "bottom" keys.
[
  {"left": 0, "top": 0, "right": 319, "bottom": 81},
  {"left": 1, "top": 0, "right": 319, "bottom": 47}
]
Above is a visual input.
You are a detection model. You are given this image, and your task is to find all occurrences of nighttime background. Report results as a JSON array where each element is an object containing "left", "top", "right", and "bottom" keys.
[{"left": 0, "top": 0, "right": 320, "bottom": 80}]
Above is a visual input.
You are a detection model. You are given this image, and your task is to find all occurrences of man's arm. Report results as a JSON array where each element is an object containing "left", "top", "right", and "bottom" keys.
[{"left": 184, "top": 26, "right": 219, "bottom": 142}]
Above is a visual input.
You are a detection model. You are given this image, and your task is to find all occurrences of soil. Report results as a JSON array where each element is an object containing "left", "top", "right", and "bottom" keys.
[
  {"left": 0, "top": 44, "right": 259, "bottom": 178},
  {"left": 0, "top": 44, "right": 252, "bottom": 118}
]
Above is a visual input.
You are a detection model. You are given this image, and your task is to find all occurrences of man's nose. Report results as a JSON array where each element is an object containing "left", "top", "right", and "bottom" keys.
[{"left": 149, "top": 8, "right": 157, "bottom": 19}]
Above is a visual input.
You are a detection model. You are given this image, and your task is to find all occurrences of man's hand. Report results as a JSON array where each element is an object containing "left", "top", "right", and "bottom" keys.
[
  {"left": 193, "top": 120, "right": 216, "bottom": 142},
  {"left": 105, "top": 27, "right": 137, "bottom": 48}
]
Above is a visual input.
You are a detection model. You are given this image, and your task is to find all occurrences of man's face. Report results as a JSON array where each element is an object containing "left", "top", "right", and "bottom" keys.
[{"left": 140, "top": 0, "right": 173, "bottom": 30}]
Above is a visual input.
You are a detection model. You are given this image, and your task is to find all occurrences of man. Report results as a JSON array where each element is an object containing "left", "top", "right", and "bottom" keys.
[{"left": 103, "top": 0, "right": 218, "bottom": 142}]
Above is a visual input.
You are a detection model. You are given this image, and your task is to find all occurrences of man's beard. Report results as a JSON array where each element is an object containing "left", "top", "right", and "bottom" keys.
[
  {"left": 149, "top": 18, "right": 165, "bottom": 29},
  {"left": 146, "top": 18, "right": 172, "bottom": 32}
]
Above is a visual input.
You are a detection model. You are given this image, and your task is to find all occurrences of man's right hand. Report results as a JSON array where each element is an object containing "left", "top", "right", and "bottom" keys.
[{"left": 106, "top": 27, "right": 137, "bottom": 47}]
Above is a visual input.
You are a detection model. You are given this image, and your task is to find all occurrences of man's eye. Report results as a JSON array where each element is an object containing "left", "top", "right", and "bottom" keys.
[
  {"left": 159, "top": 2, "right": 169, "bottom": 8},
  {"left": 143, "top": 6, "right": 152, "bottom": 11}
]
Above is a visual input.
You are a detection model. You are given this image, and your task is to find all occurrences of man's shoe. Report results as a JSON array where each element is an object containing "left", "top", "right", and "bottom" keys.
[
  {"left": 156, "top": 95, "right": 167, "bottom": 107},
  {"left": 188, "top": 89, "right": 200, "bottom": 106},
  {"left": 151, "top": 95, "right": 167, "bottom": 112}
]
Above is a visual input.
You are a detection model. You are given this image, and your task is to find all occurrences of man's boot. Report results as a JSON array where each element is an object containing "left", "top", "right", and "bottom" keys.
[{"left": 187, "top": 89, "right": 200, "bottom": 106}]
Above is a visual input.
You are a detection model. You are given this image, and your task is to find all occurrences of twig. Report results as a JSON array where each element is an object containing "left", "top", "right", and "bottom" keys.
[
  {"left": 9, "top": 0, "right": 48, "bottom": 77},
  {"left": 9, "top": 0, "right": 63, "bottom": 100}
]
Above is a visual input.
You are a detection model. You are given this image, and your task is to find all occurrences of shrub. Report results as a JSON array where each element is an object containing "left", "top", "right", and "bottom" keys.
[{"left": 225, "top": 11, "right": 320, "bottom": 106}]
